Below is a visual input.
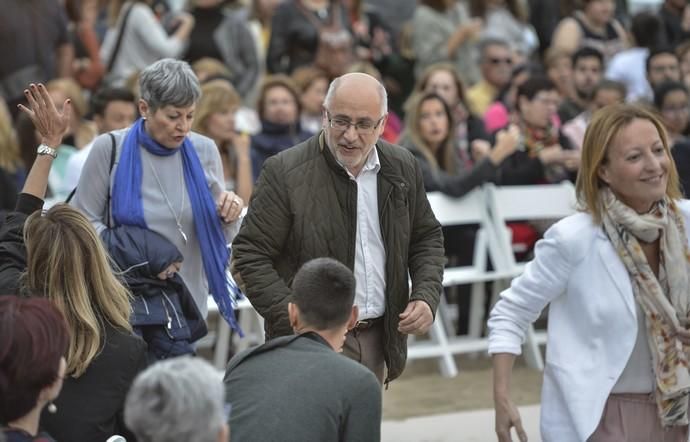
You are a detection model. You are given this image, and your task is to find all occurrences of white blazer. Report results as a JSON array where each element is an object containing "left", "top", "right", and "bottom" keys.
[{"left": 488, "top": 200, "right": 690, "bottom": 442}]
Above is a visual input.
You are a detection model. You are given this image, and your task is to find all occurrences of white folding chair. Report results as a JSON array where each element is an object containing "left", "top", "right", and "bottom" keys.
[
  {"left": 485, "top": 182, "right": 578, "bottom": 370},
  {"left": 407, "top": 188, "right": 510, "bottom": 377},
  {"left": 205, "top": 296, "right": 264, "bottom": 370}
]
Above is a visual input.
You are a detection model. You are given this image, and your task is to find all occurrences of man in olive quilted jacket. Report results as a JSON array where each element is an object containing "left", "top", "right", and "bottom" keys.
[{"left": 232, "top": 72, "right": 445, "bottom": 384}]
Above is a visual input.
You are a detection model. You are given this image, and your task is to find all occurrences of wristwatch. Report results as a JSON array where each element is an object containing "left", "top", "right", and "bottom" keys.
[{"left": 37, "top": 144, "right": 58, "bottom": 158}]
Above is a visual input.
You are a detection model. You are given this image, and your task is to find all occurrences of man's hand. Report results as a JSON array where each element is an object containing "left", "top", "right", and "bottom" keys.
[
  {"left": 398, "top": 300, "right": 433, "bottom": 335},
  {"left": 217, "top": 191, "right": 243, "bottom": 223},
  {"left": 18, "top": 83, "right": 71, "bottom": 147}
]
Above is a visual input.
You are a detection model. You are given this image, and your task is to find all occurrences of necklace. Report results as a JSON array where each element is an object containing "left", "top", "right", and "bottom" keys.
[{"left": 144, "top": 153, "right": 188, "bottom": 244}]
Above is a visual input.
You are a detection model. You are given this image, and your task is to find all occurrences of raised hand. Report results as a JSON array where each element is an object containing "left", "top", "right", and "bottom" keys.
[{"left": 17, "top": 83, "right": 71, "bottom": 148}]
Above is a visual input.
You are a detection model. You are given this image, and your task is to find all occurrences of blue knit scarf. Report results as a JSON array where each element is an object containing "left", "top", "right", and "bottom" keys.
[{"left": 111, "top": 118, "right": 242, "bottom": 334}]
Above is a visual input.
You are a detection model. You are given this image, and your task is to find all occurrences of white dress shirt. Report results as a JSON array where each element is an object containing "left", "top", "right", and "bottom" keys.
[{"left": 344, "top": 148, "right": 387, "bottom": 320}]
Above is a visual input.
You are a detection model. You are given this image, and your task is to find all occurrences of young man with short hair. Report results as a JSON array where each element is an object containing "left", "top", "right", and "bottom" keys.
[{"left": 224, "top": 258, "right": 382, "bottom": 442}]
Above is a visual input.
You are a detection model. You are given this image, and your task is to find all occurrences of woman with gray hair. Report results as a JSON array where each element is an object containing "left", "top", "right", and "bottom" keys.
[
  {"left": 72, "top": 59, "right": 244, "bottom": 330},
  {"left": 124, "top": 357, "right": 229, "bottom": 442}
]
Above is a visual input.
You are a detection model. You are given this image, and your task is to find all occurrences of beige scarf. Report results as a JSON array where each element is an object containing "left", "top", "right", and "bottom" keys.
[{"left": 601, "top": 188, "right": 690, "bottom": 426}]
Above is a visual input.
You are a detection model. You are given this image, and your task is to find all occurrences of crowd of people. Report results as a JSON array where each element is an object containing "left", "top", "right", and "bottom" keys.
[{"left": 4, "top": 0, "right": 690, "bottom": 441}]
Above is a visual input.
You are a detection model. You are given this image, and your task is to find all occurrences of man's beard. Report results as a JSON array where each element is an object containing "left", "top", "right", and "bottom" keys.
[{"left": 576, "top": 85, "right": 594, "bottom": 101}]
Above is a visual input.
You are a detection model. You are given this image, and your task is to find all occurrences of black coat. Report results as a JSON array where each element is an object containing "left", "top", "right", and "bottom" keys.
[
  {"left": 0, "top": 193, "right": 42, "bottom": 295},
  {"left": 40, "top": 324, "right": 147, "bottom": 442},
  {"left": 102, "top": 225, "right": 207, "bottom": 360}
]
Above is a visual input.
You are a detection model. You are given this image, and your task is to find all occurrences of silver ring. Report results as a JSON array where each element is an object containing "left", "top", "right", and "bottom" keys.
[
  {"left": 231, "top": 199, "right": 239, "bottom": 206},
  {"left": 166, "top": 271, "right": 174, "bottom": 277}
]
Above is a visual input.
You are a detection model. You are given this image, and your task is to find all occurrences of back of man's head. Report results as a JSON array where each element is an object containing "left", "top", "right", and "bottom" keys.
[{"left": 291, "top": 257, "right": 355, "bottom": 331}]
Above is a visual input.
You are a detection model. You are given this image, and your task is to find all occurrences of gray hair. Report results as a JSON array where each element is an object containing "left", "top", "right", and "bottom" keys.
[
  {"left": 478, "top": 37, "right": 511, "bottom": 61},
  {"left": 324, "top": 74, "right": 388, "bottom": 116},
  {"left": 139, "top": 59, "right": 201, "bottom": 111},
  {"left": 124, "top": 357, "right": 226, "bottom": 442}
]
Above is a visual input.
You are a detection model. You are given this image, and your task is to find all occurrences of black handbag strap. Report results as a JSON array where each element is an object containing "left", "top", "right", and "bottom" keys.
[
  {"left": 65, "top": 133, "right": 117, "bottom": 228},
  {"left": 106, "top": 3, "right": 135, "bottom": 73}
]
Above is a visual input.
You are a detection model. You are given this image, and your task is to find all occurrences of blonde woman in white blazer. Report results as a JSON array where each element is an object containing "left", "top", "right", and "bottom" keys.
[{"left": 489, "top": 104, "right": 690, "bottom": 442}]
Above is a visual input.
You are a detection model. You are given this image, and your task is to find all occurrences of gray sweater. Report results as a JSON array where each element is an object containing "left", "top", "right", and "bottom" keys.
[
  {"left": 411, "top": 3, "right": 480, "bottom": 86},
  {"left": 71, "top": 127, "right": 240, "bottom": 317},
  {"left": 224, "top": 332, "right": 382, "bottom": 442}
]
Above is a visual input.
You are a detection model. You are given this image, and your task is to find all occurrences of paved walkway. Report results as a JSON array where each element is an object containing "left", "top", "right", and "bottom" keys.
[{"left": 382, "top": 405, "right": 541, "bottom": 442}]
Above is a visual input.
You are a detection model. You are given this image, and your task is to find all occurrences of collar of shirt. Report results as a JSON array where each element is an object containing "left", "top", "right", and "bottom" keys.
[{"left": 345, "top": 145, "right": 381, "bottom": 180}]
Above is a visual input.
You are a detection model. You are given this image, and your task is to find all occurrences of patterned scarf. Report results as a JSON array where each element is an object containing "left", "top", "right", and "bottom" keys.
[
  {"left": 601, "top": 188, "right": 690, "bottom": 426},
  {"left": 521, "top": 121, "right": 568, "bottom": 183}
]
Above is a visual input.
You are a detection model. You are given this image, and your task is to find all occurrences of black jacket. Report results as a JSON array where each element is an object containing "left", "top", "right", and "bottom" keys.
[
  {"left": 0, "top": 193, "right": 42, "bottom": 295},
  {"left": 102, "top": 225, "right": 207, "bottom": 360},
  {"left": 40, "top": 323, "right": 147, "bottom": 442}
]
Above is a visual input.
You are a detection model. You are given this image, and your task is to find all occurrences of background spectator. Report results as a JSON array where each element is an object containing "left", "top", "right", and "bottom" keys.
[
  {"left": 267, "top": 0, "right": 351, "bottom": 76},
  {"left": 411, "top": 0, "right": 482, "bottom": 85},
  {"left": 101, "top": 0, "right": 195, "bottom": 87},
  {"left": 606, "top": 11, "right": 665, "bottom": 102},
  {"left": 65, "top": 0, "right": 106, "bottom": 92},
  {"left": 62, "top": 86, "right": 138, "bottom": 193},
  {"left": 193, "top": 78, "right": 253, "bottom": 202},
  {"left": 562, "top": 79, "right": 626, "bottom": 150},
  {"left": 483, "top": 63, "right": 534, "bottom": 133},
  {"left": 0, "top": 99, "right": 22, "bottom": 217},
  {"left": 44, "top": 78, "right": 98, "bottom": 203},
  {"left": 498, "top": 76, "right": 579, "bottom": 185},
  {"left": 291, "top": 66, "right": 330, "bottom": 135},
  {"left": 646, "top": 48, "right": 682, "bottom": 103},
  {"left": 654, "top": 81, "right": 689, "bottom": 146},
  {"left": 400, "top": 91, "right": 519, "bottom": 198},
  {"left": 467, "top": 38, "right": 514, "bottom": 117},
  {"left": 676, "top": 40, "right": 690, "bottom": 93},
  {"left": 413, "top": 63, "right": 490, "bottom": 167},
  {"left": 551, "top": 0, "right": 628, "bottom": 64},
  {"left": 659, "top": 0, "right": 690, "bottom": 47},
  {"left": 343, "top": 0, "right": 394, "bottom": 72},
  {"left": 469, "top": 0, "right": 539, "bottom": 62},
  {"left": 558, "top": 47, "right": 604, "bottom": 124},
  {"left": 185, "top": 0, "right": 260, "bottom": 100},
  {"left": 0, "top": 0, "right": 73, "bottom": 116},
  {"left": 544, "top": 48, "right": 574, "bottom": 105},
  {"left": 244, "top": 0, "right": 284, "bottom": 106},
  {"left": 251, "top": 74, "right": 311, "bottom": 179}
]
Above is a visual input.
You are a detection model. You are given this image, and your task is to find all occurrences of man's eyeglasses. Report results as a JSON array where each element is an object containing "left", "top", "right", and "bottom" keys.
[{"left": 326, "top": 111, "right": 385, "bottom": 135}]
